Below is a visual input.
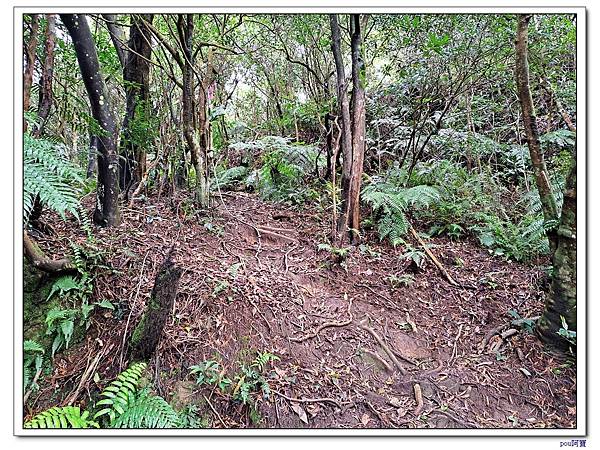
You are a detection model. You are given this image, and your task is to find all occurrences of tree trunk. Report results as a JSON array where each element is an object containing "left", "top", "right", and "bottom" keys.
[
  {"left": 346, "top": 14, "right": 367, "bottom": 244},
  {"left": 102, "top": 14, "right": 127, "bottom": 69},
  {"left": 61, "top": 14, "right": 120, "bottom": 227},
  {"left": 180, "top": 14, "right": 209, "bottom": 207},
  {"left": 34, "top": 14, "right": 56, "bottom": 138},
  {"left": 330, "top": 14, "right": 353, "bottom": 240},
  {"left": 23, "top": 14, "right": 39, "bottom": 132},
  {"left": 515, "top": 14, "right": 559, "bottom": 249},
  {"left": 87, "top": 134, "right": 98, "bottom": 178},
  {"left": 537, "top": 159, "right": 577, "bottom": 353},
  {"left": 119, "top": 14, "right": 154, "bottom": 199},
  {"left": 130, "top": 249, "right": 182, "bottom": 361}
]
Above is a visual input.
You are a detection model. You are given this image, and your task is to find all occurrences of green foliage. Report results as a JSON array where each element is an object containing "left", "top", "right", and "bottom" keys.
[
  {"left": 189, "top": 351, "right": 279, "bottom": 407},
  {"left": 24, "top": 406, "right": 99, "bottom": 429},
  {"left": 387, "top": 273, "right": 415, "bottom": 287},
  {"left": 232, "top": 136, "right": 321, "bottom": 204},
  {"left": 110, "top": 388, "right": 181, "bottom": 429},
  {"left": 94, "top": 362, "right": 147, "bottom": 423},
  {"left": 212, "top": 165, "right": 248, "bottom": 191},
  {"left": 26, "top": 363, "right": 180, "bottom": 429},
  {"left": 189, "top": 360, "right": 232, "bottom": 392},
  {"left": 24, "top": 133, "right": 84, "bottom": 225},
  {"left": 94, "top": 362, "right": 180, "bottom": 428},
  {"left": 558, "top": 316, "right": 576, "bottom": 348},
  {"left": 24, "top": 340, "right": 44, "bottom": 393},
  {"left": 362, "top": 178, "right": 440, "bottom": 246},
  {"left": 317, "top": 243, "right": 351, "bottom": 259},
  {"left": 45, "top": 307, "right": 79, "bottom": 357}
]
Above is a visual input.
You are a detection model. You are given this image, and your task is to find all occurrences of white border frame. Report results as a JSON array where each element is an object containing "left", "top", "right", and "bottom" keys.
[{"left": 13, "top": 4, "right": 587, "bottom": 437}]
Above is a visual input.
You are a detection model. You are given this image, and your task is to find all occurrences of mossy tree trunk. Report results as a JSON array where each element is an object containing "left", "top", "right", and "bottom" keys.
[
  {"left": 130, "top": 250, "right": 182, "bottom": 361},
  {"left": 537, "top": 160, "right": 577, "bottom": 352}
]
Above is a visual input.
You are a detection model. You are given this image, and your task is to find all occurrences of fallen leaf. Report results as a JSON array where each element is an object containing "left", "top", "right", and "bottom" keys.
[
  {"left": 389, "top": 397, "right": 402, "bottom": 408},
  {"left": 361, "top": 413, "right": 371, "bottom": 426},
  {"left": 290, "top": 402, "right": 308, "bottom": 424},
  {"left": 519, "top": 367, "right": 532, "bottom": 377}
]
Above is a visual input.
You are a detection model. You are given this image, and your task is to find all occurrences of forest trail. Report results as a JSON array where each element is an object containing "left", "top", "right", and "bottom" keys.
[{"left": 31, "top": 191, "right": 576, "bottom": 429}]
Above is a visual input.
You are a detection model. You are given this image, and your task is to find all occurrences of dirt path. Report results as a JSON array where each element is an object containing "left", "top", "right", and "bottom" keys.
[{"left": 31, "top": 191, "right": 577, "bottom": 429}]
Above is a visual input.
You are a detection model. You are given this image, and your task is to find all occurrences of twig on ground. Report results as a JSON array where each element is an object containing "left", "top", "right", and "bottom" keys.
[
  {"left": 203, "top": 394, "right": 227, "bottom": 427},
  {"left": 119, "top": 250, "right": 151, "bottom": 370},
  {"left": 449, "top": 323, "right": 464, "bottom": 364},
  {"left": 23, "top": 367, "right": 43, "bottom": 405},
  {"left": 413, "top": 383, "right": 424, "bottom": 416},
  {"left": 362, "top": 348, "right": 393, "bottom": 372},
  {"left": 410, "top": 226, "right": 459, "bottom": 287},
  {"left": 479, "top": 316, "right": 540, "bottom": 351}
]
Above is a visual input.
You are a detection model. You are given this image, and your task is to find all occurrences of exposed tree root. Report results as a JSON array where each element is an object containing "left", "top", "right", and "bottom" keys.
[
  {"left": 272, "top": 389, "right": 344, "bottom": 409},
  {"left": 23, "top": 230, "right": 75, "bottom": 273},
  {"left": 358, "top": 319, "right": 406, "bottom": 375},
  {"left": 290, "top": 298, "right": 353, "bottom": 342}
]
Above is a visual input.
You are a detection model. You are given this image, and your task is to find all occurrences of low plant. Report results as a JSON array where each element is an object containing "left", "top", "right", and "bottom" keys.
[{"left": 25, "top": 362, "right": 182, "bottom": 429}]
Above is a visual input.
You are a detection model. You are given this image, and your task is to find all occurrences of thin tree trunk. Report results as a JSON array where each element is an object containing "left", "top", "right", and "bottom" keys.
[
  {"left": 34, "top": 14, "right": 56, "bottom": 138},
  {"left": 537, "top": 159, "right": 577, "bottom": 352},
  {"left": 180, "top": 14, "right": 209, "bottom": 207},
  {"left": 346, "top": 14, "right": 367, "bottom": 244},
  {"left": 515, "top": 14, "right": 559, "bottom": 249},
  {"left": 87, "top": 134, "right": 98, "bottom": 178},
  {"left": 61, "top": 14, "right": 120, "bottom": 227},
  {"left": 330, "top": 14, "right": 353, "bottom": 240},
  {"left": 120, "top": 14, "right": 154, "bottom": 198},
  {"left": 23, "top": 14, "right": 40, "bottom": 132},
  {"left": 102, "top": 14, "right": 127, "bottom": 69}
]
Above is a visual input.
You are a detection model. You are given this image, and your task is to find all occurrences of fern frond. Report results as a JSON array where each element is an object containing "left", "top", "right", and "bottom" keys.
[
  {"left": 23, "top": 133, "right": 83, "bottom": 224},
  {"left": 110, "top": 389, "right": 180, "bottom": 429},
  {"left": 212, "top": 165, "right": 248, "bottom": 191},
  {"left": 24, "top": 406, "right": 99, "bottom": 429},
  {"left": 94, "top": 362, "right": 147, "bottom": 423}
]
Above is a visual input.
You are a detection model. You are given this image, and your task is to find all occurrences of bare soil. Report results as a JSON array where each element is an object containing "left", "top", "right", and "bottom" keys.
[{"left": 26, "top": 190, "right": 577, "bottom": 429}]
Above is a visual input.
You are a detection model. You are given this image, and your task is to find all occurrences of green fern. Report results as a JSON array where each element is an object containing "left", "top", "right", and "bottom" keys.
[
  {"left": 94, "top": 362, "right": 147, "bottom": 423},
  {"left": 94, "top": 362, "right": 180, "bottom": 428},
  {"left": 24, "top": 406, "right": 99, "bottom": 429},
  {"left": 110, "top": 388, "right": 180, "bottom": 428},
  {"left": 362, "top": 180, "right": 440, "bottom": 246},
  {"left": 24, "top": 133, "right": 83, "bottom": 224},
  {"left": 24, "top": 340, "right": 44, "bottom": 393},
  {"left": 212, "top": 165, "right": 248, "bottom": 191}
]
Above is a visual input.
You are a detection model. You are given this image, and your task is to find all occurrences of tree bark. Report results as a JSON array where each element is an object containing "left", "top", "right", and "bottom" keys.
[
  {"left": 119, "top": 14, "right": 154, "bottom": 198},
  {"left": 537, "top": 159, "right": 577, "bottom": 353},
  {"left": 23, "top": 231, "right": 75, "bottom": 273},
  {"left": 87, "top": 134, "right": 98, "bottom": 178},
  {"left": 330, "top": 14, "right": 353, "bottom": 240},
  {"left": 102, "top": 14, "right": 127, "bottom": 69},
  {"left": 61, "top": 14, "right": 120, "bottom": 227},
  {"left": 23, "top": 14, "right": 40, "bottom": 132},
  {"left": 515, "top": 14, "right": 559, "bottom": 249},
  {"left": 34, "top": 14, "right": 56, "bottom": 138},
  {"left": 130, "top": 249, "right": 182, "bottom": 361},
  {"left": 179, "top": 14, "right": 209, "bottom": 207},
  {"left": 346, "top": 14, "right": 367, "bottom": 244}
]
